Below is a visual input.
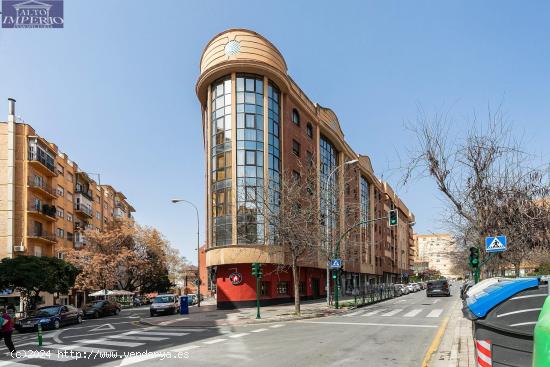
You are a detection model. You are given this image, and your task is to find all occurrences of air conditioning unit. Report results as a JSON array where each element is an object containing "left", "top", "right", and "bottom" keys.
[{"left": 14, "top": 245, "right": 25, "bottom": 252}]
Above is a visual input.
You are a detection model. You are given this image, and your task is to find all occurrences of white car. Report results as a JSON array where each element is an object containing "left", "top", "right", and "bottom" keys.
[
  {"left": 406, "top": 284, "right": 415, "bottom": 293},
  {"left": 149, "top": 294, "right": 180, "bottom": 317}
]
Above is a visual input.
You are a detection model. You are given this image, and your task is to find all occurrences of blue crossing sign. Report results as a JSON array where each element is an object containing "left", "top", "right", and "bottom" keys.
[
  {"left": 329, "top": 259, "right": 342, "bottom": 269},
  {"left": 485, "top": 236, "right": 507, "bottom": 253}
]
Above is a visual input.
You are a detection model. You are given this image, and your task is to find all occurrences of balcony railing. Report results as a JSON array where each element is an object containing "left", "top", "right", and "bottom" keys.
[
  {"left": 27, "top": 178, "right": 57, "bottom": 197},
  {"left": 76, "top": 187, "right": 94, "bottom": 201},
  {"left": 28, "top": 202, "right": 57, "bottom": 219},
  {"left": 74, "top": 203, "right": 93, "bottom": 217},
  {"left": 28, "top": 229, "right": 56, "bottom": 242},
  {"left": 28, "top": 152, "right": 56, "bottom": 174}
]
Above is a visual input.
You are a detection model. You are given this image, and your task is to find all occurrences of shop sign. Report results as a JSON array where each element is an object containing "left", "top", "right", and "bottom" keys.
[{"left": 229, "top": 272, "right": 242, "bottom": 285}]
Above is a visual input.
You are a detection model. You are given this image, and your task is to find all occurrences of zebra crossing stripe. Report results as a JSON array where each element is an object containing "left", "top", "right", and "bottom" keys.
[
  {"left": 345, "top": 310, "right": 365, "bottom": 317},
  {"left": 78, "top": 339, "right": 144, "bottom": 348},
  {"left": 403, "top": 309, "right": 423, "bottom": 317},
  {"left": 125, "top": 331, "right": 188, "bottom": 337},
  {"left": 426, "top": 309, "right": 443, "bottom": 318},
  {"left": 362, "top": 309, "right": 386, "bottom": 316},
  {"left": 108, "top": 335, "right": 168, "bottom": 341},
  {"left": 229, "top": 333, "right": 249, "bottom": 338},
  {"left": 150, "top": 328, "right": 206, "bottom": 332},
  {"left": 381, "top": 309, "right": 403, "bottom": 316},
  {"left": 250, "top": 328, "right": 268, "bottom": 333},
  {"left": 270, "top": 324, "right": 284, "bottom": 328},
  {"left": 203, "top": 338, "right": 227, "bottom": 345}
]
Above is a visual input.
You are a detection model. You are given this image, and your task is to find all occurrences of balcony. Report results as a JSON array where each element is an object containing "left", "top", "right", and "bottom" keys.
[
  {"left": 27, "top": 202, "right": 57, "bottom": 222},
  {"left": 74, "top": 221, "right": 93, "bottom": 231},
  {"left": 74, "top": 203, "right": 93, "bottom": 218},
  {"left": 28, "top": 229, "right": 57, "bottom": 244},
  {"left": 28, "top": 152, "right": 57, "bottom": 177},
  {"left": 76, "top": 186, "right": 94, "bottom": 201},
  {"left": 27, "top": 178, "right": 58, "bottom": 199},
  {"left": 74, "top": 234, "right": 86, "bottom": 249}
]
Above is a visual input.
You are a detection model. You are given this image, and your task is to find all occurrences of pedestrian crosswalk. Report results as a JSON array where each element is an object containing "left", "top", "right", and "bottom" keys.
[{"left": 344, "top": 308, "right": 444, "bottom": 318}]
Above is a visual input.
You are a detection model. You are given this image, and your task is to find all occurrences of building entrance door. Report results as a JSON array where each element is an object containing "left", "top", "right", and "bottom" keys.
[{"left": 312, "top": 278, "right": 320, "bottom": 298}]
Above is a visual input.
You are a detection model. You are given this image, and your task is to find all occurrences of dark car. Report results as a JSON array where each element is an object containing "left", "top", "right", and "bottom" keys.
[
  {"left": 426, "top": 279, "right": 451, "bottom": 297},
  {"left": 83, "top": 300, "right": 121, "bottom": 318},
  {"left": 15, "top": 305, "right": 83, "bottom": 332}
]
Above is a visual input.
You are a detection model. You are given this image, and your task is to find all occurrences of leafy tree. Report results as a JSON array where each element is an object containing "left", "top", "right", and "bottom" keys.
[{"left": 0, "top": 256, "right": 79, "bottom": 312}]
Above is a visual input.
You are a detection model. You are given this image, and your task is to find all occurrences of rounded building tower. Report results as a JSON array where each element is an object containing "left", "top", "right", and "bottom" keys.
[{"left": 197, "top": 29, "right": 414, "bottom": 309}]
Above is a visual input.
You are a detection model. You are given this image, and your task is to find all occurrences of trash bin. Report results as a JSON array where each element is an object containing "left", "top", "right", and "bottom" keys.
[
  {"left": 462, "top": 278, "right": 547, "bottom": 367},
  {"left": 180, "top": 296, "right": 189, "bottom": 315},
  {"left": 532, "top": 294, "right": 550, "bottom": 367}
]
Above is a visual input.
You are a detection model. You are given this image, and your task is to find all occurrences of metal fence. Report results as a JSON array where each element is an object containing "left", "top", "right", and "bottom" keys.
[{"left": 338, "top": 283, "right": 397, "bottom": 306}]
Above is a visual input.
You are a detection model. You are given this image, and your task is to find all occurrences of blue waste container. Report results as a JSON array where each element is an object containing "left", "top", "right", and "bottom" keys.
[
  {"left": 180, "top": 296, "right": 189, "bottom": 315},
  {"left": 462, "top": 278, "right": 547, "bottom": 367}
]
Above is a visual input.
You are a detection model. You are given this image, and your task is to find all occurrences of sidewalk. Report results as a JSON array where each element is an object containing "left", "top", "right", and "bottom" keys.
[
  {"left": 427, "top": 297, "right": 476, "bottom": 367},
  {"left": 140, "top": 298, "right": 351, "bottom": 327}
]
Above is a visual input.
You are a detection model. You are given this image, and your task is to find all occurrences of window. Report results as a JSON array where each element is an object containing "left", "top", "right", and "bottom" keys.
[
  {"left": 56, "top": 252, "right": 64, "bottom": 260},
  {"left": 292, "top": 170, "right": 301, "bottom": 182},
  {"left": 56, "top": 164, "right": 64, "bottom": 175},
  {"left": 56, "top": 185, "right": 64, "bottom": 197},
  {"left": 56, "top": 228, "right": 64, "bottom": 238},
  {"left": 260, "top": 282, "right": 270, "bottom": 297},
  {"left": 292, "top": 109, "right": 300, "bottom": 126},
  {"left": 67, "top": 213, "right": 73, "bottom": 222},
  {"left": 56, "top": 208, "right": 64, "bottom": 218},
  {"left": 67, "top": 232, "right": 74, "bottom": 241},
  {"left": 67, "top": 173, "right": 73, "bottom": 182},
  {"left": 96, "top": 195, "right": 101, "bottom": 203},
  {"left": 267, "top": 82, "right": 281, "bottom": 244},
  {"left": 320, "top": 135, "right": 339, "bottom": 241},
  {"left": 277, "top": 281, "right": 289, "bottom": 295},
  {"left": 67, "top": 192, "right": 73, "bottom": 202},
  {"left": 96, "top": 211, "right": 101, "bottom": 220},
  {"left": 34, "top": 245, "right": 42, "bottom": 257},
  {"left": 292, "top": 140, "right": 301, "bottom": 157},
  {"left": 306, "top": 123, "right": 313, "bottom": 138}
]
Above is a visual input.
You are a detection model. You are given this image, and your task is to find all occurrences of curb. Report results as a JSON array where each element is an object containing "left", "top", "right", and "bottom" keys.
[{"left": 138, "top": 309, "right": 347, "bottom": 328}]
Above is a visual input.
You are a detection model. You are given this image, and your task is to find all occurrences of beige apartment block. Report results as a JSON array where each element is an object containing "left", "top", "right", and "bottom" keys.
[
  {"left": 413, "top": 233, "right": 459, "bottom": 279},
  {"left": 0, "top": 98, "right": 135, "bottom": 307}
]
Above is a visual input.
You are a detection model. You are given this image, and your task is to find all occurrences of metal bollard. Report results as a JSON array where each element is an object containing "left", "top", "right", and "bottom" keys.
[{"left": 37, "top": 323, "right": 43, "bottom": 346}]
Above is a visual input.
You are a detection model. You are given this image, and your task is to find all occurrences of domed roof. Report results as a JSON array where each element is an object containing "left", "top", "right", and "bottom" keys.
[{"left": 199, "top": 29, "right": 288, "bottom": 75}]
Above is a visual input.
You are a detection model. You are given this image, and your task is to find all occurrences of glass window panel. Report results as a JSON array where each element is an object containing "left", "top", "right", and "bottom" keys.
[
  {"left": 237, "top": 92, "right": 244, "bottom": 104},
  {"left": 236, "top": 78, "right": 244, "bottom": 91},
  {"left": 237, "top": 150, "right": 245, "bottom": 165},
  {"left": 256, "top": 80, "right": 263, "bottom": 93},
  {"left": 245, "top": 92, "right": 255, "bottom": 104},
  {"left": 225, "top": 94, "right": 231, "bottom": 105},
  {"left": 216, "top": 84, "right": 223, "bottom": 96},
  {"left": 246, "top": 78, "right": 254, "bottom": 91},
  {"left": 245, "top": 114, "right": 255, "bottom": 128},
  {"left": 237, "top": 114, "right": 245, "bottom": 128}
]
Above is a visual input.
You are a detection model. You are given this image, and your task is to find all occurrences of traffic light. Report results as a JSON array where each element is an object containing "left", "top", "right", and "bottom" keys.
[
  {"left": 469, "top": 247, "right": 480, "bottom": 268},
  {"left": 251, "top": 262, "right": 263, "bottom": 278},
  {"left": 389, "top": 209, "right": 398, "bottom": 227}
]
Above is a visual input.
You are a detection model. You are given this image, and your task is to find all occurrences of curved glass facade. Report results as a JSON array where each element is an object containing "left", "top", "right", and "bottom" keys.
[
  {"left": 236, "top": 75, "right": 264, "bottom": 244},
  {"left": 267, "top": 82, "right": 281, "bottom": 243},
  {"left": 211, "top": 78, "right": 233, "bottom": 246},
  {"left": 320, "top": 135, "right": 339, "bottom": 241}
]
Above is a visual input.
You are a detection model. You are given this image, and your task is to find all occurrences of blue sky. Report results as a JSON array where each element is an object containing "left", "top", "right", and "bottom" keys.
[{"left": 1, "top": 0, "right": 549, "bottom": 263}]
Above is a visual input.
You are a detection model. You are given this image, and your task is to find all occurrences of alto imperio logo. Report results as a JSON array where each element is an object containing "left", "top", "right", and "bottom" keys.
[{"left": 1, "top": 0, "right": 63, "bottom": 28}]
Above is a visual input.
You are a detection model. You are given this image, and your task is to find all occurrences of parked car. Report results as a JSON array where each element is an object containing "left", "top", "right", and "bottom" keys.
[
  {"left": 426, "top": 279, "right": 451, "bottom": 297},
  {"left": 394, "top": 284, "right": 405, "bottom": 296},
  {"left": 409, "top": 282, "right": 421, "bottom": 292},
  {"left": 15, "top": 305, "right": 83, "bottom": 332},
  {"left": 150, "top": 294, "right": 180, "bottom": 316},
  {"left": 419, "top": 282, "right": 427, "bottom": 290},
  {"left": 406, "top": 283, "right": 415, "bottom": 293},
  {"left": 83, "top": 300, "right": 121, "bottom": 318},
  {"left": 132, "top": 297, "right": 142, "bottom": 307},
  {"left": 188, "top": 294, "right": 198, "bottom": 305},
  {"left": 401, "top": 285, "right": 410, "bottom": 295}
]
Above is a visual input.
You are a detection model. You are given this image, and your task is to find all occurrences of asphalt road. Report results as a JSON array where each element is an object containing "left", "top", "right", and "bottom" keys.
[{"left": 0, "top": 286, "right": 458, "bottom": 367}]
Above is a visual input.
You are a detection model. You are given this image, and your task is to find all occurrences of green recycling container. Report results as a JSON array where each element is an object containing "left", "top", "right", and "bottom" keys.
[{"left": 533, "top": 295, "right": 550, "bottom": 367}]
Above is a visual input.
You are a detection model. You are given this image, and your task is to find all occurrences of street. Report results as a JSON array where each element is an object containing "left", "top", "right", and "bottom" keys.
[{"left": 0, "top": 289, "right": 457, "bottom": 367}]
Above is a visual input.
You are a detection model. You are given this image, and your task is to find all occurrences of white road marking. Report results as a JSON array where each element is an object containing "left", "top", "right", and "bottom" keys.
[
  {"left": 229, "top": 333, "right": 249, "bottom": 338},
  {"left": 426, "top": 309, "right": 443, "bottom": 318},
  {"left": 108, "top": 335, "right": 168, "bottom": 341},
  {"left": 270, "top": 324, "right": 284, "bottom": 328},
  {"left": 150, "top": 328, "right": 206, "bottom": 332},
  {"left": 381, "top": 309, "right": 403, "bottom": 317},
  {"left": 0, "top": 361, "right": 39, "bottom": 367},
  {"left": 171, "top": 345, "right": 200, "bottom": 352},
  {"left": 159, "top": 319, "right": 184, "bottom": 325},
  {"left": 299, "top": 320, "right": 438, "bottom": 328},
  {"left": 89, "top": 323, "right": 115, "bottom": 332},
  {"left": 432, "top": 299, "right": 441, "bottom": 304},
  {"left": 362, "top": 309, "right": 386, "bottom": 316},
  {"left": 345, "top": 310, "right": 365, "bottom": 317},
  {"left": 203, "top": 338, "right": 227, "bottom": 345},
  {"left": 403, "top": 309, "right": 423, "bottom": 317},
  {"left": 43, "top": 344, "right": 116, "bottom": 353},
  {"left": 125, "top": 331, "right": 188, "bottom": 336},
  {"left": 78, "top": 339, "right": 143, "bottom": 347},
  {"left": 250, "top": 328, "right": 268, "bottom": 333}
]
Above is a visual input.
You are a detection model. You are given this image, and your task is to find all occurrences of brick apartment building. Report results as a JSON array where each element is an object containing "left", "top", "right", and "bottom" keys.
[
  {"left": 197, "top": 29, "right": 416, "bottom": 309},
  {"left": 0, "top": 98, "right": 134, "bottom": 308}
]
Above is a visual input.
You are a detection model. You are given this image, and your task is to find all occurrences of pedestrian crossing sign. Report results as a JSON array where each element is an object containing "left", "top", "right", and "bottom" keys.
[{"left": 485, "top": 236, "right": 507, "bottom": 253}]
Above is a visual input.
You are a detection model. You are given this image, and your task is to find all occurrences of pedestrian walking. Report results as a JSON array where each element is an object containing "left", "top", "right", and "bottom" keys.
[{"left": 0, "top": 307, "right": 16, "bottom": 354}]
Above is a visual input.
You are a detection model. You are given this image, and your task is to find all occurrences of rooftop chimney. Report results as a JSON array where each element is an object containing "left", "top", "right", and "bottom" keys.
[{"left": 8, "top": 98, "right": 16, "bottom": 122}]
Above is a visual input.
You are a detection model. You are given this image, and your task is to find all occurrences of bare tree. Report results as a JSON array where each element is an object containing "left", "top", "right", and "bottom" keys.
[{"left": 403, "top": 106, "right": 550, "bottom": 275}]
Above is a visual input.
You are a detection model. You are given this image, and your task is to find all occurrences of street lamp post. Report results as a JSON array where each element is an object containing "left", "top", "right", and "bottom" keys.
[
  {"left": 171, "top": 199, "right": 201, "bottom": 307},
  {"left": 323, "top": 159, "right": 358, "bottom": 306}
]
